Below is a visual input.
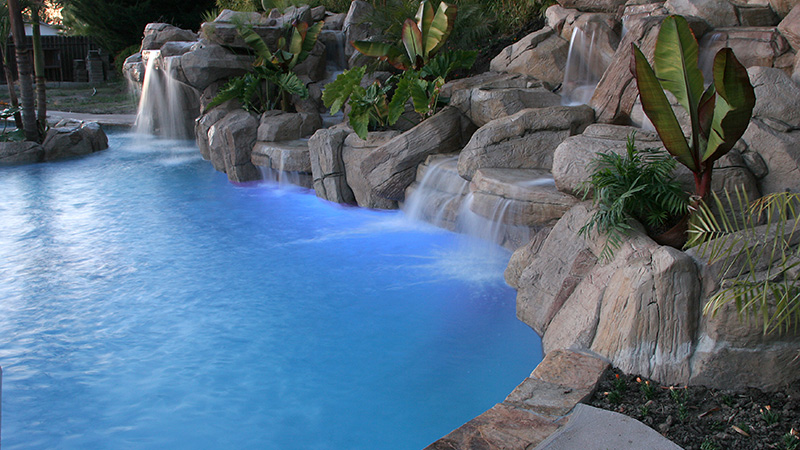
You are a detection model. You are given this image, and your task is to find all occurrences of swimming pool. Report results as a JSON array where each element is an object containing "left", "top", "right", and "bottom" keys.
[{"left": 0, "top": 133, "right": 542, "bottom": 450}]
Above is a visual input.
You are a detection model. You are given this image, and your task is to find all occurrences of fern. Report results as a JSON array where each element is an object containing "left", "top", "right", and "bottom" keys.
[
  {"left": 579, "top": 133, "right": 689, "bottom": 260},
  {"left": 689, "top": 189, "right": 800, "bottom": 334}
]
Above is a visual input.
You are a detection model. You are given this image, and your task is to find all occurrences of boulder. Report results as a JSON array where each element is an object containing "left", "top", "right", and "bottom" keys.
[
  {"left": 697, "top": 27, "right": 792, "bottom": 72},
  {"left": 515, "top": 202, "right": 701, "bottom": 384},
  {"left": 251, "top": 140, "right": 311, "bottom": 172},
  {"left": 311, "top": 5, "right": 326, "bottom": 22},
  {"left": 292, "top": 39, "right": 327, "bottom": 82},
  {"left": 213, "top": 9, "right": 266, "bottom": 24},
  {"left": 470, "top": 168, "right": 579, "bottom": 227},
  {"left": 489, "top": 27, "right": 570, "bottom": 85},
  {"left": 343, "top": 1, "right": 377, "bottom": 61},
  {"left": 257, "top": 111, "right": 322, "bottom": 142},
  {"left": 457, "top": 105, "right": 595, "bottom": 181},
  {"left": 159, "top": 41, "right": 196, "bottom": 57},
  {"left": 42, "top": 120, "right": 108, "bottom": 161},
  {"left": 440, "top": 72, "right": 544, "bottom": 98},
  {"left": 736, "top": 4, "right": 780, "bottom": 26},
  {"left": 449, "top": 87, "right": 562, "bottom": 127},
  {"left": 201, "top": 22, "right": 283, "bottom": 50},
  {"left": 778, "top": 4, "right": 800, "bottom": 50},
  {"left": 590, "top": 15, "right": 664, "bottom": 124},
  {"left": 552, "top": 124, "right": 665, "bottom": 196},
  {"left": 590, "top": 15, "right": 709, "bottom": 124},
  {"left": 207, "top": 109, "right": 260, "bottom": 182},
  {"left": 555, "top": 0, "right": 627, "bottom": 13},
  {"left": 748, "top": 66, "right": 800, "bottom": 130},
  {"left": 342, "top": 130, "right": 401, "bottom": 209},
  {"left": 141, "top": 23, "right": 198, "bottom": 51},
  {"left": 665, "top": 0, "right": 738, "bottom": 27},
  {"left": 685, "top": 224, "right": 800, "bottom": 390},
  {"left": 360, "top": 107, "right": 476, "bottom": 203},
  {"left": 771, "top": 0, "right": 800, "bottom": 18},
  {"left": 309, "top": 125, "right": 356, "bottom": 204},
  {"left": 195, "top": 108, "right": 231, "bottom": 162},
  {"left": 179, "top": 41, "right": 252, "bottom": 91},
  {"left": 741, "top": 119, "right": 800, "bottom": 193},
  {"left": 795, "top": 50, "right": 800, "bottom": 83},
  {"left": 621, "top": 3, "right": 669, "bottom": 29},
  {"left": 323, "top": 12, "right": 347, "bottom": 30},
  {"left": 123, "top": 52, "right": 145, "bottom": 84},
  {"left": 0, "top": 141, "right": 44, "bottom": 165}
]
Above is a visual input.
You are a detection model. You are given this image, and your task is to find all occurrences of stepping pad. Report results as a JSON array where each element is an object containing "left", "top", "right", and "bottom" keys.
[
  {"left": 469, "top": 168, "right": 578, "bottom": 227},
  {"left": 251, "top": 139, "right": 311, "bottom": 173}
]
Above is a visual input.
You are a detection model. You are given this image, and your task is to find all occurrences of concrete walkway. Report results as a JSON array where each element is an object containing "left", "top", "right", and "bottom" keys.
[{"left": 47, "top": 110, "right": 136, "bottom": 128}]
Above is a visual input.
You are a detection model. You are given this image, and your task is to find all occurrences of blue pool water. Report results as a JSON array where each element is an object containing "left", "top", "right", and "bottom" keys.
[{"left": 0, "top": 133, "right": 542, "bottom": 450}]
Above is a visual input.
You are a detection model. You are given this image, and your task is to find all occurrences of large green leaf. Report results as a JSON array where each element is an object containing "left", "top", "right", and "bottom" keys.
[
  {"left": 388, "top": 75, "right": 412, "bottom": 124},
  {"left": 703, "top": 48, "right": 756, "bottom": 164},
  {"left": 240, "top": 25, "right": 275, "bottom": 65},
  {"left": 632, "top": 44, "right": 696, "bottom": 171},
  {"left": 351, "top": 40, "right": 411, "bottom": 70},
  {"left": 273, "top": 71, "right": 308, "bottom": 99},
  {"left": 426, "top": 1, "right": 457, "bottom": 57},
  {"left": 416, "top": 0, "right": 435, "bottom": 57},
  {"left": 402, "top": 19, "right": 424, "bottom": 68},
  {"left": 301, "top": 21, "right": 323, "bottom": 55},
  {"left": 653, "top": 15, "right": 705, "bottom": 133},
  {"left": 321, "top": 66, "right": 366, "bottom": 114}
]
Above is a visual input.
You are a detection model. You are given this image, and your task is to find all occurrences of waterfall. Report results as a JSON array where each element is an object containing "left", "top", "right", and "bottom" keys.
[
  {"left": 133, "top": 50, "right": 195, "bottom": 139},
  {"left": 319, "top": 30, "right": 349, "bottom": 128},
  {"left": 403, "top": 156, "right": 534, "bottom": 249},
  {"left": 560, "top": 26, "right": 608, "bottom": 106}
]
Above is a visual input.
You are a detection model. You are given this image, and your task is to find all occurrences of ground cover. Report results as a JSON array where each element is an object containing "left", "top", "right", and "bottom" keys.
[
  {"left": 587, "top": 367, "right": 800, "bottom": 450},
  {"left": 43, "top": 81, "right": 136, "bottom": 114}
]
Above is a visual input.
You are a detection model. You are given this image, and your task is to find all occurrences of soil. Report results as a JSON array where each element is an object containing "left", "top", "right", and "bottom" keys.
[{"left": 586, "top": 367, "right": 800, "bottom": 450}]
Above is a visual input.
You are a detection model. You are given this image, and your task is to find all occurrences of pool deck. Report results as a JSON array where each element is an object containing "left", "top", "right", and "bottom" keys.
[
  {"left": 38, "top": 111, "right": 684, "bottom": 450},
  {"left": 47, "top": 110, "right": 136, "bottom": 128}
]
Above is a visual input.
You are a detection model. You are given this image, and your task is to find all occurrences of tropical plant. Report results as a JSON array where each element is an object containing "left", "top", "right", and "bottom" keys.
[
  {"left": 206, "top": 19, "right": 322, "bottom": 113},
  {"left": 322, "top": 66, "right": 393, "bottom": 138},
  {"left": 687, "top": 189, "right": 800, "bottom": 335},
  {"left": 631, "top": 15, "right": 756, "bottom": 199},
  {"left": 351, "top": 0, "right": 459, "bottom": 71},
  {"left": 579, "top": 133, "right": 689, "bottom": 260}
]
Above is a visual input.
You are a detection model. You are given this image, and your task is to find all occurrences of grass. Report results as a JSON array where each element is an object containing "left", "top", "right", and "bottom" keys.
[{"left": 0, "top": 81, "right": 138, "bottom": 115}]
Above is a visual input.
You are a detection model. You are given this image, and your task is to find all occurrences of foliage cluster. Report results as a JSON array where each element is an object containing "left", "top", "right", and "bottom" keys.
[
  {"left": 322, "top": 0, "right": 475, "bottom": 139},
  {"left": 688, "top": 190, "right": 800, "bottom": 335},
  {"left": 632, "top": 15, "right": 755, "bottom": 199},
  {"left": 206, "top": 20, "right": 322, "bottom": 113},
  {"left": 579, "top": 134, "right": 688, "bottom": 260}
]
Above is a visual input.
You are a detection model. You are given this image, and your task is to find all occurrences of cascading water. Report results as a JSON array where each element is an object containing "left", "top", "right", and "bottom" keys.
[
  {"left": 560, "top": 26, "right": 611, "bottom": 106},
  {"left": 318, "top": 30, "right": 349, "bottom": 128},
  {"left": 403, "top": 156, "right": 535, "bottom": 249},
  {"left": 133, "top": 50, "right": 195, "bottom": 139}
]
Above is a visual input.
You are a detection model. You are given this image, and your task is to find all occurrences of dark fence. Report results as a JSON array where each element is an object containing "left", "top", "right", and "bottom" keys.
[{"left": 1, "top": 35, "right": 110, "bottom": 83}]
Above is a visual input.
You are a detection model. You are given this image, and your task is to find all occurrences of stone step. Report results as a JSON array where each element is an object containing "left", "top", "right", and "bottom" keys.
[
  {"left": 251, "top": 139, "right": 312, "bottom": 173},
  {"left": 468, "top": 168, "right": 578, "bottom": 227}
]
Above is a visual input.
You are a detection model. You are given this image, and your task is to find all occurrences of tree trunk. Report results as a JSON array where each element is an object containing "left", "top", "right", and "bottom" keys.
[
  {"left": 31, "top": 3, "right": 46, "bottom": 134},
  {"left": 0, "top": 45, "right": 23, "bottom": 128},
  {"left": 7, "top": 0, "right": 39, "bottom": 142}
]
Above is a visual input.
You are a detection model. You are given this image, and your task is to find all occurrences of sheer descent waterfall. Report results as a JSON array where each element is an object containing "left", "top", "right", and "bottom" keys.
[{"left": 133, "top": 50, "right": 195, "bottom": 139}]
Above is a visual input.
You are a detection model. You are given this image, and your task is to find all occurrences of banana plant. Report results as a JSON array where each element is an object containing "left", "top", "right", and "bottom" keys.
[
  {"left": 631, "top": 15, "right": 755, "bottom": 199},
  {"left": 351, "top": 0, "right": 458, "bottom": 71},
  {"left": 206, "top": 19, "right": 321, "bottom": 113}
]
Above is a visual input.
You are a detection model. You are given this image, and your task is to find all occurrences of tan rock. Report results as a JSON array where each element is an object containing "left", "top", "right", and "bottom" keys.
[
  {"left": 450, "top": 87, "right": 562, "bottom": 128},
  {"left": 556, "top": 0, "right": 627, "bottom": 13},
  {"left": 342, "top": 130, "right": 401, "bottom": 209},
  {"left": 778, "top": 4, "right": 800, "bottom": 51},
  {"left": 457, "top": 105, "right": 594, "bottom": 181},
  {"left": 665, "top": 0, "right": 738, "bottom": 27},
  {"left": 531, "top": 349, "right": 610, "bottom": 390},
  {"left": 251, "top": 140, "right": 311, "bottom": 172},
  {"left": 207, "top": 109, "right": 260, "bottom": 182},
  {"left": 309, "top": 125, "right": 356, "bottom": 204},
  {"left": 489, "top": 27, "right": 570, "bottom": 85},
  {"left": 741, "top": 119, "right": 800, "bottom": 194}
]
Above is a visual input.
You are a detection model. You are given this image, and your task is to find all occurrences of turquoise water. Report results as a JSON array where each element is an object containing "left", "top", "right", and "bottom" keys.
[{"left": 0, "top": 133, "right": 542, "bottom": 450}]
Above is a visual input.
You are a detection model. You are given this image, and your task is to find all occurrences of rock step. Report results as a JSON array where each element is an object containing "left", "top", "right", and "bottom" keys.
[
  {"left": 251, "top": 139, "right": 312, "bottom": 173},
  {"left": 413, "top": 154, "right": 470, "bottom": 196},
  {"left": 469, "top": 168, "right": 578, "bottom": 227}
]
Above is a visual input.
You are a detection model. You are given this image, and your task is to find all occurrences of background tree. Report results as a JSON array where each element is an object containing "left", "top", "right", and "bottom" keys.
[
  {"left": 7, "top": 0, "right": 39, "bottom": 141},
  {"left": 30, "top": 0, "right": 46, "bottom": 133},
  {"left": 0, "top": 2, "right": 23, "bottom": 128},
  {"left": 61, "top": 0, "right": 216, "bottom": 55}
]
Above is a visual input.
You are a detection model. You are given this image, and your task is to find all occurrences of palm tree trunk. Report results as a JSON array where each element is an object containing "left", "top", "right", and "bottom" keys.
[
  {"left": 0, "top": 45, "right": 23, "bottom": 128},
  {"left": 31, "top": 2, "right": 46, "bottom": 134},
  {"left": 7, "top": 0, "right": 39, "bottom": 142}
]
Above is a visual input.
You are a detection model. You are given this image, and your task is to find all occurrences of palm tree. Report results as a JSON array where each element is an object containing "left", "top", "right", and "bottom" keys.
[
  {"left": 7, "top": 0, "right": 39, "bottom": 141},
  {"left": 0, "top": 3, "right": 23, "bottom": 128}
]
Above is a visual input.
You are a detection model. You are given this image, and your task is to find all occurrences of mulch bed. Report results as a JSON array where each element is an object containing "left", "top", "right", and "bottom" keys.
[{"left": 586, "top": 367, "right": 800, "bottom": 450}]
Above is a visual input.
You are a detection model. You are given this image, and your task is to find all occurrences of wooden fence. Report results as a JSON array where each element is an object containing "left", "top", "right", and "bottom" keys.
[{"left": 1, "top": 35, "right": 110, "bottom": 83}]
